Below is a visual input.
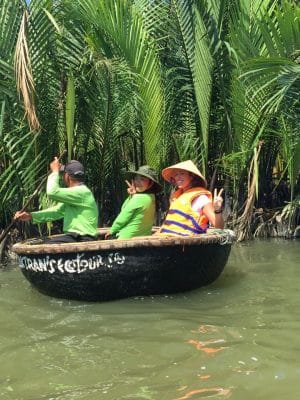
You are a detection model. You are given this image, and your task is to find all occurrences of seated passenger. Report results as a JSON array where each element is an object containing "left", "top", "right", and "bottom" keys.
[
  {"left": 105, "top": 165, "right": 162, "bottom": 240},
  {"left": 14, "top": 158, "right": 99, "bottom": 243},
  {"left": 158, "top": 160, "right": 224, "bottom": 236}
]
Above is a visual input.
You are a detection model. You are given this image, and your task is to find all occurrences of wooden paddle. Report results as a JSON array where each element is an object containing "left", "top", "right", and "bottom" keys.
[{"left": 0, "top": 150, "right": 67, "bottom": 244}]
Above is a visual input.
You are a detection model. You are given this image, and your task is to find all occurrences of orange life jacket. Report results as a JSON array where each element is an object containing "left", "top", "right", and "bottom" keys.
[{"left": 160, "top": 187, "right": 212, "bottom": 236}]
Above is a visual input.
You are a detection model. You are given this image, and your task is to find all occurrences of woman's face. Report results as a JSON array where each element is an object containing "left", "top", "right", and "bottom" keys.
[
  {"left": 133, "top": 175, "right": 153, "bottom": 192},
  {"left": 171, "top": 169, "right": 193, "bottom": 190}
]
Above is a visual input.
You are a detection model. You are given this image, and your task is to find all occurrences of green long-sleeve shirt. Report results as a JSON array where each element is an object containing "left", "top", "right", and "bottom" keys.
[
  {"left": 110, "top": 193, "right": 155, "bottom": 239},
  {"left": 31, "top": 172, "right": 98, "bottom": 237}
]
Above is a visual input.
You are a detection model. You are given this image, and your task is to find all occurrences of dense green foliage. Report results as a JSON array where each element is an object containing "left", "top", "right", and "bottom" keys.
[{"left": 0, "top": 0, "right": 299, "bottom": 239}]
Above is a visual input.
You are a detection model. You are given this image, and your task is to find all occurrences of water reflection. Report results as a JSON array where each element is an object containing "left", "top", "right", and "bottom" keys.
[{"left": 0, "top": 239, "right": 300, "bottom": 399}]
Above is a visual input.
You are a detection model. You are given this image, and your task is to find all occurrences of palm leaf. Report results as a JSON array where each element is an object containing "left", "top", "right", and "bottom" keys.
[
  {"left": 0, "top": 128, "right": 44, "bottom": 204},
  {"left": 14, "top": 10, "right": 40, "bottom": 131},
  {"left": 75, "top": 0, "right": 165, "bottom": 168},
  {"left": 65, "top": 74, "right": 75, "bottom": 160}
]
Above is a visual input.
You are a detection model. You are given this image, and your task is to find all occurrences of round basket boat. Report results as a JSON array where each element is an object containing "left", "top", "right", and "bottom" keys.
[{"left": 12, "top": 228, "right": 235, "bottom": 302}]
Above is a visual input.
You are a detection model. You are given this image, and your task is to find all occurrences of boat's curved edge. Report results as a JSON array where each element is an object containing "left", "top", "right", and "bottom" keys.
[{"left": 12, "top": 229, "right": 235, "bottom": 255}]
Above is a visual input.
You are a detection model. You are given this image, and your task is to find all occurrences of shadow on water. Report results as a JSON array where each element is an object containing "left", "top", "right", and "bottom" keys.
[{"left": 1, "top": 239, "right": 300, "bottom": 400}]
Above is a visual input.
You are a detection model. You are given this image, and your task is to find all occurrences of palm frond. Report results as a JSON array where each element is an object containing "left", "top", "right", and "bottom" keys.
[
  {"left": 14, "top": 10, "right": 40, "bottom": 131},
  {"left": 65, "top": 74, "right": 75, "bottom": 160},
  {"left": 0, "top": 0, "right": 22, "bottom": 59},
  {"left": 75, "top": 0, "right": 164, "bottom": 168},
  {"left": 0, "top": 128, "right": 44, "bottom": 204}
]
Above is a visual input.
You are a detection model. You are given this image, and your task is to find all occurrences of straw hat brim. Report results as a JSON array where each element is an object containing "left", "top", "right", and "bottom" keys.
[{"left": 162, "top": 160, "right": 207, "bottom": 185}]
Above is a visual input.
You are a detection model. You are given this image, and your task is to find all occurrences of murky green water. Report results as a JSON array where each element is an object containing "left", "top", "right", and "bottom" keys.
[{"left": 0, "top": 239, "right": 299, "bottom": 400}]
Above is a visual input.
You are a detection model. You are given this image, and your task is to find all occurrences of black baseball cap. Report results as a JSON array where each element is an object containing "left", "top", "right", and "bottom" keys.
[{"left": 60, "top": 160, "right": 85, "bottom": 180}]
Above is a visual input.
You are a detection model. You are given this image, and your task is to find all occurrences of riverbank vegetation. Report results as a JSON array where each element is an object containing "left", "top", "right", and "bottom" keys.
[{"left": 0, "top": 0, "right": 299, "bottom": 248}]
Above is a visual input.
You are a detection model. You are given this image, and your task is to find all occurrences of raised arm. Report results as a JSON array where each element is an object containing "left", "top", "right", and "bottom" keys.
[{"left": 203, "top": 188, "right": 224, "bottom": 229}]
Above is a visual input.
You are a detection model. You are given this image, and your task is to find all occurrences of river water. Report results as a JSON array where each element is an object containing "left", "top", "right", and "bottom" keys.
[{"left": 0, "top": 239, "right": 299, "bottom": 400}]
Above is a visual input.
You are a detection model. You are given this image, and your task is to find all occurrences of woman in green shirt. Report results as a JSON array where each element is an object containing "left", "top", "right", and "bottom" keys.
[{"left": 105, "top": 166, "right": 162, "bottom": 240}]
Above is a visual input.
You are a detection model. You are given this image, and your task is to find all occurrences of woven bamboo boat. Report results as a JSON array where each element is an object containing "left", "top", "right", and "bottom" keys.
[{"left": 12, "top": 228, "right": 235, "bottom": 302}]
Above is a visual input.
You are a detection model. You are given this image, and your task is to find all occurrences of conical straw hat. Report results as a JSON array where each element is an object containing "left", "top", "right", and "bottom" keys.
[{"left": 162, "top": 160, "right": 206, "bottom": 185}]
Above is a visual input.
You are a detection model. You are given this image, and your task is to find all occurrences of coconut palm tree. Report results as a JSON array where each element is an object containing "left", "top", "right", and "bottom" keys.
[
  {"left": 0, "top": 0, "right": 166, "bottom": 229},
  {"left": 0, "top": 0, "right": 299, "bottom": 241},
  {"left": 228, "top": 0, "right": 300, "bottom": 238}
]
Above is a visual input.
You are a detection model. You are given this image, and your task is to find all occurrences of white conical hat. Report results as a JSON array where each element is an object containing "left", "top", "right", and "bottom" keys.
[{"left": 162, "top": 160, "right": 206, "bottom": 185}]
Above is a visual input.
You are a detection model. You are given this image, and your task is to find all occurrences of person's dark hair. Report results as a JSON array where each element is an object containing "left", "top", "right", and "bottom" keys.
[
  {"left": 143, "top": 183, "right": 159, "bottom": 194},
  {"left": 68, "top": 172, "right": 85, "bottom": 182},
  {"left": 190, "top": 173, "right": 207, "bottom": 188}
]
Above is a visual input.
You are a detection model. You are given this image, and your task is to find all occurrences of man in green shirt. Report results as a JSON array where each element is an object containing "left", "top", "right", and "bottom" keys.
[{"left": 14, "top": 158, "right": 99, "bottom": 243}]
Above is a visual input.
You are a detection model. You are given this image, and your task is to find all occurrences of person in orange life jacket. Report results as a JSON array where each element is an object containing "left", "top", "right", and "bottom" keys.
[{"left": 158, "top": 160, "right": 224, "bottom": 236}]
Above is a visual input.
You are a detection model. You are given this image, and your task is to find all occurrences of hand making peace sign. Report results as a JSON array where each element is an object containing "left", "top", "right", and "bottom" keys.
[
  {"left": 125, "top": 180, "right": 136, "bottom": 195},
  {"left": 213, "top": 188, "right": 224, "bottom": 213}
]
